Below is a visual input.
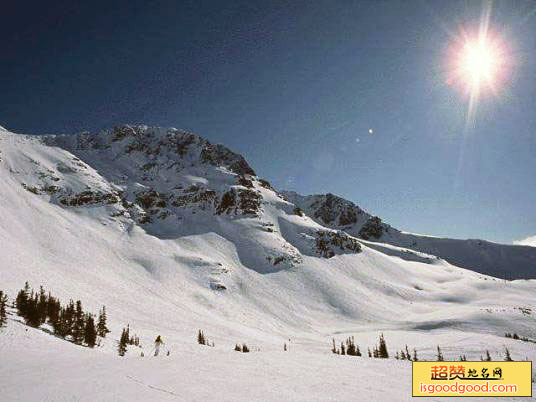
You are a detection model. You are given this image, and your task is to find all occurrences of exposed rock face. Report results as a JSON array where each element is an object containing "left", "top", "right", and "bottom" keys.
[
  {"left": 358, "top": 216, "right": 384, "bottom": 240},
  {"left": 200, "top": 143, "right": 255, "bottom": 176},
  {"left": 282, "top": 191, "right": 374, "bottom": 232},
  {"left": 313, "top": 230, "right": 362, "bottom": 258},
  {"left": 43, "top": 125, "right": 262, "bottom": 225},
  {"left": 60, "top": 190, "right": 120, "bottom": 207}
]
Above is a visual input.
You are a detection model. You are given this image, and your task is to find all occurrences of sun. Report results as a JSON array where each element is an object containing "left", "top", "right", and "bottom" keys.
[
  {"left": 458, "top": 37, "right": 500, "bottom": 91},
  {"left": 446, "top": 28, "right": 509, "bottom": 98}
]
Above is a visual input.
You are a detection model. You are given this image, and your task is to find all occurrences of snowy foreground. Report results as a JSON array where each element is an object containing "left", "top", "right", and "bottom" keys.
[
  {"left": 2, "top": 317, "right": 535, "bottom": 402},
  {"left": 0, "top": 126, "right": 535, "bottom": 401}
]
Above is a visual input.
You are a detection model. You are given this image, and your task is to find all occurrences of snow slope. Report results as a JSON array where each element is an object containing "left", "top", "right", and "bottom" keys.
[
  {"left": 284, "top": 191, "right": 536, "bottom": 279},
  {"left": 0, "top": 126, "right": 535, "bottom": 401}
]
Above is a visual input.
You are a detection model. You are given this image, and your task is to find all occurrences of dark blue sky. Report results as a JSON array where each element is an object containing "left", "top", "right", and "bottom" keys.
[{"left": 2, "top": 0, "right": 536, "bottom": 243}]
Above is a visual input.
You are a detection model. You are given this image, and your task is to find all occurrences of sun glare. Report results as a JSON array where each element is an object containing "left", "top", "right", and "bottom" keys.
[
  {"left": 445, "top": 5, "right": 511, "bottom": 104},
  {"left": 457, "top": 35, "right": 504, "bottom": 93},
  {"left": 460, "top": 38, "right": 498, "bottom": 88},
  {"left": 445, "top": 23, "right": 511, "bottom": 127}
]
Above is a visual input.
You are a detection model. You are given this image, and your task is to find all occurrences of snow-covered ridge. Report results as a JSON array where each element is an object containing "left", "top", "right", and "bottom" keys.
[
  {"left": 1, "top": 125, "right": 536, "bottom": 400},
  {"left": 285, "top": 191, "right": 536, "bottom": 279}
]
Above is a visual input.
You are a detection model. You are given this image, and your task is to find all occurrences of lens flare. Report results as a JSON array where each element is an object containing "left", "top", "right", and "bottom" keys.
[{"left": 449, "top": 31, "right": 507, "bottom": 96}]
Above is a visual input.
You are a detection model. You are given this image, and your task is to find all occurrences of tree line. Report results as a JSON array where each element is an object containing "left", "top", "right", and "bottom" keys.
[{"left": 13, "top": 281, "right": 109, "bottom": 348}]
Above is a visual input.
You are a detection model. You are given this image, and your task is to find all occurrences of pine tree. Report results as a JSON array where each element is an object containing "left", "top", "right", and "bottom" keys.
[
  {"left": 37, "top": 286, "right": 48, "bottom": 325},
  {"left": 284, "top": 343, "right": 287, "bottom": 351},
  {"left": 235, "top": 344, "right": 242, "bottom": 352},
  {"left": 0, "top": 290, "right": 8, "bottom": 328},
  {"left": 64, "top": 300, "right": 75, "bottom": 337},
  {"left": 118, "top": 328, "right": 128, "bottom": 356},
  {"left": 331, "top": 338, "right": 337, "bottom": 354},
  {"left": 53, "top": 307, "right": 71, "bottom": 338},
  {"left": 436, "top": 346, "right": 444, "bottom": 361},
  {"left": 400, "top": 350, "right": 406, "bottom": 360},
  {"left": 413, "top": 348, "right": 418, "bottom": 361},
  {"left": 197, "top": 330, "right": 206, "bottom": 345},
  {"left": 504, "top": 347, "right": 513, "bottom": 361},
  {"left": 341, "top": 343, "right": 346, "bottom": 355},
  {"left": 25, "top": 292, "right": 40, "bottom": 327},
  {"left": 485, "top": 350, "right": 492, "bottom": 361},
  {"left": 405, "top": 345, "right": 412, "bottom": 361},
  {"left": 345, "top": 336, "right": 355, "bottom": 356},
  {"left": 16, "top": 282, "right": 30, "bottom": 317},
  {"left": 84, "top": 314, "right": 97, "bottom": 348},
  {"left": 97, "top": 306, "right": 110, "bottom": 337},
  {"left": 242, "top": 344, "right": 249, "bottom": 353},
  {"left": 378, "top": 333, "right": 389, "bottom": 358},
  {"left": 72, "top": 300, "right": 85, "bottom": 344},
  {"left": 368, "top": 347, "right": 372, "bottom": 358},
  {"left": 47, "top": 294, "right": 60, "bottom": 325},
  {"left": 395, "top": 351, "right": 400, "bottom": 360}
]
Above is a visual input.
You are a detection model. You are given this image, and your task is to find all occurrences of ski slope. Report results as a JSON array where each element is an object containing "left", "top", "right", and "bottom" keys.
[{"left": 0, "top": 126, "right": 535, "bottom": 401}]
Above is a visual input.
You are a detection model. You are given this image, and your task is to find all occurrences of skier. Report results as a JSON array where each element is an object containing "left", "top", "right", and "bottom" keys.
[{"left": 154, "top": 335, "right": 164, "bottom": 356}]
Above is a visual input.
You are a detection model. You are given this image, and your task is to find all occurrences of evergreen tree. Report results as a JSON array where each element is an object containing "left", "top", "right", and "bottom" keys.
[
  {"left": 15, "top": 282, "right": 30, "bottom": 317},
  {"left": 436, "top": 346, "right": 444, "bottom": 361},
  {"left": 97, "top": 306, "right": 110, "bottom": 337},
  {"left": 331, "top": 338, "right": 337, "bottom": 354},
  {"left": 378, "top": 333, "right": 389, "bottom": 358},
  {"left": 341, "top": 343, "right": 346, "bottom": 355},
  {"left": 485, "top": 350, "right": 492, "bottom": 361},
  {"left": 37, "top": 286, "right": 48, "bottom": 325},
  {"left": 373, "top": 346, "right": 379, "bottom": 358},
  {"left": 64, "top": 300, "right": 75, "bottom": 337},
  {"left": 72, "top": 300, "right": 85, "bottom": 344},
  {"left": 197, "top": 330, "right": 206, "bottom": 345},
  {"left": 54, "top": 307, "right": 72, "bottom": 338},
  {"left": 125, "top": 324, "right": 130, "bottom": 345},
  {"left": 118, "top": 328, "right": 128, "bottom": 356},
  {"left": 235, "top": 344, "right": 242, "bottom": 352},
  {"left": 368, "top": 348, "right": 372, "bottom": 358},
  {"left": 0, "top": 290, "right": 8, "bottom": 327},
  {"left": 47, "top": 294, "right": 60, "bottom": 325},
  {"left": 84, "top": 314, "right": 97, "bottom": 348},
  {"left": 242, "top": 344, "right": 249, "bottom": 353},
  {"left": 504, "top": 347, "right": 513, "bottom": 361},
  {"left": 395, "top": 351, "right": 400, "bottom": 360},
  {"left": 405, "top": 345, "right": 412, "bottom": 361},
  {"left": 25, "top": 292, "right": 40, "bottom": 327},
  {"left": 284, "top": 343, "right": 287, "bottom": 351},
  {"left": 400, "top": 350, "right": 406, "bottom": 360},
  {"left": 413, "top": 348, "right": 418, "bottom": 361}
]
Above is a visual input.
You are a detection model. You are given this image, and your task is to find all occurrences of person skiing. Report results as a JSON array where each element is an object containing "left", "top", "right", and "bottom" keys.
[{"left": 154, "top": 335, "right": 164, "bottom": 356}]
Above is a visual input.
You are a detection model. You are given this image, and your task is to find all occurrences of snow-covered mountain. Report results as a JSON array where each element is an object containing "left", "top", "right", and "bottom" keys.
[
  {"left": 284, "top": 191, "right": 536, "bottom": 279},
  {"left": 1, "top": 124, "right": 535, "bottom": 401}
]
